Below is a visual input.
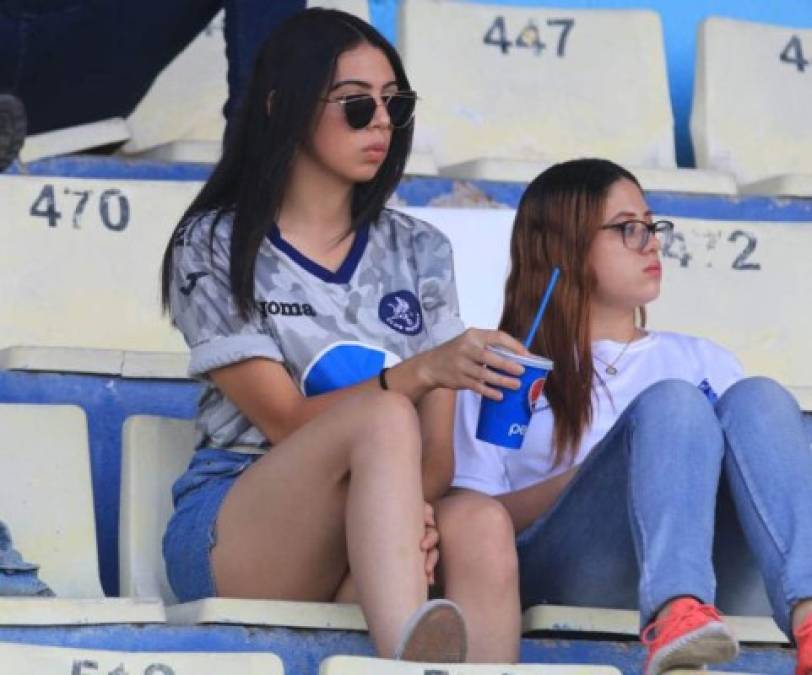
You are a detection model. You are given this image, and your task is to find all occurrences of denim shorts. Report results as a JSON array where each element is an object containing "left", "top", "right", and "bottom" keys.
[{"left": 163, "top": 448, "right": 261, "bottom": 602}]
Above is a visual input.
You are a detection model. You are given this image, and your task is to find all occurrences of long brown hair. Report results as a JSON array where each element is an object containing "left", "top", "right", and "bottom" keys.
[{"left": 499, "top": 158, "right": 642, "bottom": 465}]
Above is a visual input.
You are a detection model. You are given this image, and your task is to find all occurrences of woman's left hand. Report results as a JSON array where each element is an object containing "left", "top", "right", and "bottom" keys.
[{"left": 421, "top": 502, "right": 440, "bottom": 585}]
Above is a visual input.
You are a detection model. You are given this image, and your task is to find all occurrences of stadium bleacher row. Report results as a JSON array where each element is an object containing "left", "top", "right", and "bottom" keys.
[
  {"left": 13, "top": 1, "right": 812, "bottom": 197},
  {"left": 2, "top": 0, "right": 811, "bottom": 673},
  {"left": 0, "top": 404, "right": 792, "bottom": 673}
]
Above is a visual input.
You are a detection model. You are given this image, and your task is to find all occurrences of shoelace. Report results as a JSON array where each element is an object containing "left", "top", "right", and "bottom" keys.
[{"left": 641, "top": 602, "right": 723, "bottom": 648}]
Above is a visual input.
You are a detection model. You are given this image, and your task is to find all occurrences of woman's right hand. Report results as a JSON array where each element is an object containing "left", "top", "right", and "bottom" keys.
[{"left": 417, "top": 328, "right": 529, "bottom": 400}]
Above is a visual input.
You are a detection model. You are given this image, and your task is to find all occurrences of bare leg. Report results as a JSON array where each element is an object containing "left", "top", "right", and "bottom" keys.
[
  {"left": 211, "top": 390, "right": 427, "bottom": 656},
  {"left": 436, "top": 490, "right": 520, "bottom": 662},
  {"left": 334, "top": 573, "right": 357, "bottom": 603}
]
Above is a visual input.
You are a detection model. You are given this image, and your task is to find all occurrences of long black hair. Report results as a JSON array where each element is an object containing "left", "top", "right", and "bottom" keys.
[{"left": 161, "top": 8, "right": 414, "bottom": 317}]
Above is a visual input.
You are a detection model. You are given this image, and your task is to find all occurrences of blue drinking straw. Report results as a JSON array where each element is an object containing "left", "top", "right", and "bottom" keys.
[{"left": 524, "top": 267, "right": 561, "bottom": 349}]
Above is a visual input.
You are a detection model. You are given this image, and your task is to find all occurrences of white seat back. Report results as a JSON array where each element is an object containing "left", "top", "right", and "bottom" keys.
[
  {"left": 0, "top": 174, "right": 194, "bottom": 354},
  {"left": 522, "top": 604, "right": 787, "bottom": 644},
  {"left": 119, "top": 415, "right": 196, "bottom": 603},
  {"left": 308, "top": 0, "right": 369, "bottom": 20},
  {"left": 400, "top": 0, "right": 675, "bottom": 169},
  {"left": 320, "top": 656, "right": 621, "bottom": 674},
  {"left": 0, "top": 643, "right": 283, "bottom": 675},
  {"left": 691, "top": 17, "right": 812, "bottom": 184},
  {"left": 123, "top": 2, "right": 369, "bottom": 157},
  {"left": 0, "top": 404, "right": 103, "bottom": 598},
  {"left": 123, "top": 11, "right": 227, "bottom": 156}
]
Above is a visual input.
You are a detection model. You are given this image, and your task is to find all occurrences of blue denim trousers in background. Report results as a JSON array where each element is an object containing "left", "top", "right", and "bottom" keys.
[
  {"left": 517, "top": 377, "right": 812, "bottom": 636},
  {"left": 0, "top": 520, "right": 54, "bottom": 596},
  {"left": 0, "top": 0, "right": 304, "bottom": 134}
]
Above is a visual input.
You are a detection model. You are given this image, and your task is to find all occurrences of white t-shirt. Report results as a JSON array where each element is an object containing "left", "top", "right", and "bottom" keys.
[{"left": 452, "top": 330, "right": 745, "bottom": 496}]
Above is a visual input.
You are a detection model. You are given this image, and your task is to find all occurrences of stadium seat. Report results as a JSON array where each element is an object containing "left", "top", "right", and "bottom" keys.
[
  {"left": 0, "top": 174, "right": 194, "bottom": 357},
  {"left": 0, "top": 642, "right": 283, "bottom": 675},
  {"left": 438, "top": 159, "right": 737, "bottom": 195},
  {"left": 0, "top": 346, "right": 189, "bottom": 380},
  {"left": 122, "top": 1, "right": 370, "bottom": 163},
  {"left": 691, "top": 17, "right": 812, "bottom": 195},
  {"left": 119, "top": 415, "right": 367, "bottom": 631},
  {"left": 399, "top": 0, "right": 736, "bottom": 194},
  {"left": 0, "top": 346, "right": 125, "bottom": 377},
  {"left": 644, "top": 215, "right": 812, "bottom": 395},
  {"left": 320, "top": 656, "right": 622, "bottom": 674},
  {"left": 19, "top": 117, "right": 131, "bottom": 163},
  {"left": 0, "top": 404, "right": 165, "bottom": 624},
  {"left": 521, "top": 605, "right": 787, "bottom": 645},
  {"left": 309, "top": 0, "right": 370, "bottom": 18}
]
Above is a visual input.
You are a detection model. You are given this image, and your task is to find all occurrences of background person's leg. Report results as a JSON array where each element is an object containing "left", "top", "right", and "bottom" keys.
[
  {"left": 0, "top": 0, "right": 221, "bottom": 134},
  {"left": 222, "top": 0, "right": 306, "bottom": 120},
  {"left": 0, "top": 93, "right": 25, "bottom": 170}
]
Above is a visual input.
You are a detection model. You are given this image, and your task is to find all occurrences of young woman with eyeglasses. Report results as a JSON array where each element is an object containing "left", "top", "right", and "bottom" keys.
[
  {"left": 159, "top": 8, "right": 522, "bottom": 664},
  {"left": 452, "top": 158, "right": 812, "bottom": 674}
]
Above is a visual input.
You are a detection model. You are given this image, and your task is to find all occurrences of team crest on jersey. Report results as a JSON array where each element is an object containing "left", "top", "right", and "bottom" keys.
[
  {"left": 528, "top": 377, "right": 546, "bottom": 413},
  {"left": 698, "top": 378, "right": 719, "bottom": 404},
  {"left": 379, "top": 290, "right": 423, "bottom": 336}
]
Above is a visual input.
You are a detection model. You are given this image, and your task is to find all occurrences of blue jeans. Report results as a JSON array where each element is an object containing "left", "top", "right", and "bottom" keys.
[
  {"left": 0, "top": 519, "right": 53, "bottom": 597},
  {"left": 517, "top": 377, "right": 812, "bottom": 636},
  {"left": 163, "top": 448, "right": 259, "bottom": 602},
  {"left": 0, "top": 0, "right": 304, "bottom": 134}
]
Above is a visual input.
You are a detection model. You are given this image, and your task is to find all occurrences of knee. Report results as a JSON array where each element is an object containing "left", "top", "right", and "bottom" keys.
[
  {"left": 633, "top": 379, "right": 710, "bottom": 416},
  {"left": 361, "top": 390, "right": 421, "bottom": 446},
  {"left": 625, "top": 379, "right": 724, "bottom": 458},
  {"left": 438, "top": 494, "right": 518, "bottom": 588},
  {"left": 718, "top": 377, "right": 799, "bottom": 417},
  {"left": 631, "top": 379, "right": 719, "bottom": 431}
]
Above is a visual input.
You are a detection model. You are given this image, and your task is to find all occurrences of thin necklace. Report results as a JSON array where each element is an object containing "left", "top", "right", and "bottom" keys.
[{"left": 593, "top": 334, "right": 636, "bottom": 375}]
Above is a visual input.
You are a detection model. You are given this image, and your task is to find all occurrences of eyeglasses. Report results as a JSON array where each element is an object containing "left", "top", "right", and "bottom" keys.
[
  {"left": 599, "top": 219, "right": 675, "bottom": 252},
  {"left": 320, "top": 91, "right": 418, "bottom": 130}
]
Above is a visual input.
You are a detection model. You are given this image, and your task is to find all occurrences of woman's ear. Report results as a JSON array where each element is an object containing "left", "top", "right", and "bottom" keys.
[{"left": 266, "top": 90, "right": 275, "bottom": 117}]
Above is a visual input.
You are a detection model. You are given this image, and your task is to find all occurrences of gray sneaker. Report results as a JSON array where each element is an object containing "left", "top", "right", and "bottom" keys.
[
  {"left": 394, "top": 599, "right": 467, "bottom": 663},
  {"left": 0, "top": 94, "right": 26, "bottom": 171}
]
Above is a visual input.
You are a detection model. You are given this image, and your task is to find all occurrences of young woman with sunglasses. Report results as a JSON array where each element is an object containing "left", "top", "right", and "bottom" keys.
[
  {"left": 160, "top": 8, "right": 522, "bottom": 664},
  {"left": 452, "top": 158, "right": 812, "bottom": 674}
]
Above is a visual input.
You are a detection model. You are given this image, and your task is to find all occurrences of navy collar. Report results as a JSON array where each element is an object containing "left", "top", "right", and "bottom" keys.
[{"left": 267, "top": 223, "right": 370, "bottom": 285}]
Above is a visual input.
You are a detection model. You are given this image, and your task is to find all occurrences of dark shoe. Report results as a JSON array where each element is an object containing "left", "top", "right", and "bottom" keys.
[{"left": 0, "top": 94, "right": 26, "bottom": 171}]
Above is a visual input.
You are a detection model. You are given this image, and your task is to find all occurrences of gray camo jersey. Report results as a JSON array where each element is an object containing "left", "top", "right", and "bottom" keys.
[{"left": 169, "top": 208, "right": 466, "bottom": 452}]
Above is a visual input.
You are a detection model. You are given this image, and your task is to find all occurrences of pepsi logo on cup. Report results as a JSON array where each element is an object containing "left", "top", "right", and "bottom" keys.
[
  {"left": 527, "top": 377, "right": 546, "bottom": 413},
  {"left": 508, "top": 423, "right": 527, "bottom": 437}
]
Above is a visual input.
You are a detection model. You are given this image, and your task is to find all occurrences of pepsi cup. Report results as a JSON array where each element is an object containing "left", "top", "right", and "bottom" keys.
[{"left": 475, "top": 346, "right": 553, "bottom": 450}]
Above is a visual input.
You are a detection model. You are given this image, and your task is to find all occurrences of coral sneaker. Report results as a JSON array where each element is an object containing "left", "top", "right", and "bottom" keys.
[
  {"left": 641, "top": 598, "right": 739, "bottom": 675},
  {"left": 794, "top": 613, "right": 812, "bottom": 675}
]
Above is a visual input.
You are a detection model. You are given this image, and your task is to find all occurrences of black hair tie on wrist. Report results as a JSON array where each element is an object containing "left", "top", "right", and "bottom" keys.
[{"left": 378, "top": 367, "right": 390, "bottom": 391}]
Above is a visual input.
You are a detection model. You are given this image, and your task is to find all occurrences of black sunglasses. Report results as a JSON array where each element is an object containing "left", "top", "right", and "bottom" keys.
[{"left": 320, "top": 91, "right": 418, "bottom": 130}]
